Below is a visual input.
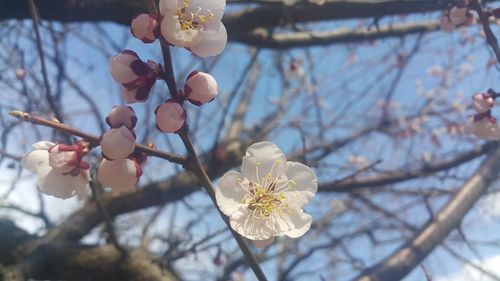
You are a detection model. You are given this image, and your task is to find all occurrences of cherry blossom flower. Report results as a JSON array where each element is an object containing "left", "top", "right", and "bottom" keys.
[
  {"left": 131, "top": 13, "right": 160, "bottom": 43},
  {"left": 465, "top": 115, "right": 500, "bottom": 139},
  {"left": 109, "top": 50, "right": 161, "bottom": 103},
  {"left": 100, "top": 126, "right": 136, "bottom": 160},
  {"left": 159, "top": 0, "right": 227, "bottom": 57},
  {"left": 106, "top": 105, "right": 137, "bottom": 130},
  {"left": 97, "top": 158, "right": 142, "bottom": 194},
  {"left": 155, "top": 99, "right": 187, "bottom": 133},
  {"left": 215, "top": 141, "right": 317, "bottom": 248},
  {"left": 440, "top": 5, "right": 475, "bottom": 33},
  {"left": 183, "top": 71, "right": 218, "bottom": 106},
  {"left": 21, "top": 141, "right": 90, "bottom": 200},
  {"left": 472, "top": 93, "right": 494, "bottom": 113},
  {"left": 309, "top": 0, "right": 326, "bottom": 5}
]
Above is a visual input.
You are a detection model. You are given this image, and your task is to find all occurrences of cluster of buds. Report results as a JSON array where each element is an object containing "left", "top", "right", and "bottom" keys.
[
  {"left": 97, "top": 106, "right": 146, "bottom": 194},
  {"left": 440, "top": 1, "right": 475, "bottom": 32},
  {"left": 21, "top": 140, "right": 91, "bottom": 200},
  {"left": 109, "top": 50, "right": 162, "bottom": 104},
  {"left": 130, "top": 0, "right": 227, "bottom": 58},
  {"left": 154, "top": 71, "right": 218, "bottom": 133},
  {"left": 465, "top": 89, "right": 500, "bottom": 139}
]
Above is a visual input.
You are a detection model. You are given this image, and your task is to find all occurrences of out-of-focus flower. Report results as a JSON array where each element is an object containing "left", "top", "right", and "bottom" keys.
[
  {"left": 106, "top": 106, "right": 137, "bottom": 130},
  {"left": 15, "top": 68, "right": 25, "bottom": 80},
  {"left": 131, "top": 13, "right": 160, "bottom": 43},
  {"left": 159, "top": 0, "right": 227, "bottom": 57},
  {"left": 21, "top": 141, "right": 90, "bottom": 200},
  {"left": 215, "top": 141, "right": 317, "bottom": 248},
  {"left": 465, "top": 115, "right": 500, "bottom": 139},
  {"left": 309, "top": 0, "right": 326, "bottom": 5},
  {"left": 100, "top": 126, "right": 136, "bottom": 160},
  {"left": 440, "top": 6, "right": 475, "bottom": 33},
  {"left": 155, "top": 99, "right": 187, "bottom": 133},
  {"left": 472, "top": 93, "right": 494, "bottom": 113},
  {"left": 183, "top": 71, "right": 218, "bottom": 106},
  {"left": 109, "top": 50, "right": 161, "bottom": 103},
  {"left": 97, "top": 158, "right": 142, "bottom": 194}
]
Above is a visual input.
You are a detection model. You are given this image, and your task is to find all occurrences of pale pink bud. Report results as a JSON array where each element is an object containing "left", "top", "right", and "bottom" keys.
[
  {"left": 97, "top": 158, "right": 141, "bottom": 194},
  {"left": 449, "top": 7, "right": 468, "bottom": 25},
  {"left": 109, "top": 50, "right": 153, "bottom": 84},
  {"left": 106, "top": 106, "right": 137, "bottom": 129},
  {"left": 100, "top": 126, "right": 136, "bottom": 160},
  {"left": 155, "top": 100, "right": 186, "bottom": 133},
  {"left": 131, "top": 14, "right": 159, "bottom": 43},
  {"left": 440, "top": 16, "right": 455, "bottom": 32},
  {"left": 121, "top": 85, "right": 151, "bottom": 104},
  {"left": 184, "top": 71, "right": 218, "bottom": 106},
  {"left": 472, "top": 93, "right": 494, "bottom": 113}
]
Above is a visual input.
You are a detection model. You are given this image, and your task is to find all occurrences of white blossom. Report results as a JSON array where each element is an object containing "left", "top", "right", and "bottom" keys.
[
  {"left": 21, "top": 141, "right": 90, "bottom": 200},
  {"left": 97, "top": 158, "right": 141, "bottom": 194},
  {"left": 215, "top": 141, "right": 317, "bottom": 247},
  {"left": 159, "top": 0, "right": 227, "bottom": 57}
]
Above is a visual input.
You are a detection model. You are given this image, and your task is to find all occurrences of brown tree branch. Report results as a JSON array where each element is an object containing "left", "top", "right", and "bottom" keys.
[{"left": 352, "top": 146, "right": 500, "bottom": 281}]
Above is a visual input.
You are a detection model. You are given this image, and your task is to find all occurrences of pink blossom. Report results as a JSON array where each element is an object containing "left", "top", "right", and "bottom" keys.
[
  {"left": 97, "top": 158, "right": 142, "bottom": 194},
  {"left": 449, "top": 7, "right": 468, "bottom": 25},
  {"left": 184, "top": 71, "right": 218, "bottom": 106},
  {"left": 22, "top": 141, "right": 90, "bottom": 200},
  {"left": 109, "top": 50, "right": 161, "bottom": 103},
  {"left": 106, "top": 105, "right": 137, "bottom": 129},
  {"left": 131, "top": 13, "right": 160, "bottom": 43},
  {"left": 472, "top": 93, "right": 494, "bottom": 113},
  {"left": 100, "top": 126, "right": 136, "bottom": 160},
  {"left": 465, "top": 115, "right": 500, "bottom": 140},
  {"left": 155, "top": 100, "right": 187, "bottom": 133}
]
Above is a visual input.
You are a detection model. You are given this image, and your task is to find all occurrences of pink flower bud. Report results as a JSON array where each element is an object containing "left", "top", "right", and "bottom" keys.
[
  {"left": 131, "top": 14, "right": 159, "bottom": 43},
  {"left": 440, "top": 16, "right": 455, "bottom": 32},
  {"left": 106, "top": 106, "right": 137, "bottom": 129},
  {"left": 449, "top": 7, "right": 468, "bottom": 25},
  {"left": 155, "top": 100, "right": 186, "bottom": 133},
  {"left": 15, "top": 68, "right": 25, "bottom": 80},
  {"left": 184, "top": 71, "right": 218, "bottom": 106},
  {"left": 109, "top": 50, "right": 140, "bottom": 84},
  {"left": 100, "top": 126, "right": 136, "bottom": 160},
  {"left": 97, "top": 158, "right": 142, "bottom": 194},
  {"left": 472, "top": 93, "right": 494, "bottom": 113}
]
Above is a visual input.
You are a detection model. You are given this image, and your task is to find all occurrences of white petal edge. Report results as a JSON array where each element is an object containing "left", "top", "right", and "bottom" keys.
[
  {"left": 283, "top": 161, "right": 317, "bottom": 208},
  {"left": 241, "top": 141, "right": 286, "bottom": 185},
  {"left": 229, "top": 207, "right": 276, "bottom": 240},
  {"left": 191, "top": 23, "right": 227, "bottom": 57},
  {"left": 215, "top": 171, "right": 246, "bottom": 216},
  {"left": 252, "top": 237, "right": 275, "bottom": 248}
]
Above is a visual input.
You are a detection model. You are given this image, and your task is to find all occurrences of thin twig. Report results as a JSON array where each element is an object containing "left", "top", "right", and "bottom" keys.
[
  {"left": 9, "top": 111, "right": 187, "bottom": 165},
  {"left": 471, "top": 0, "right": 500, "bottom": 65},
  {"left": 27, "top": 0, "right": 65, "bottom": 123},
  {"left": 89, "top": 181, "right": 127, "bottom": 255}
]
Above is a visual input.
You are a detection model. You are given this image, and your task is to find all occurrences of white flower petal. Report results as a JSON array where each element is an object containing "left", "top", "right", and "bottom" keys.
[
  {"left": 32, "top": 141, "right": 56, "bottom": 150},
  {"left": 39, "top": 169, "right": 84, "bottom": 199},
  {"left": 283, "top": 161, "right": 317, "bottom": 208},
  {"left": 241, "top": 141, "right": 286, "bottom": 185},
  {"left": 280, "top": 209, "right": 312, "bottom": 238},
  {"left": 191, "top": 0, "right": 225, "bottom": 21},
  {"left": 215, "top": 171, "right": 246, "bottom": 216},
  {"left": 21, "top": 149, "right": 49, "bottom": 172},
  {"left": 159, "top": 0, "right": 179, "bottom": 15},
  {"left": 252, "top": 237, "right": 275, "bottom": 248},
  {"left": 191, "top": 23, "right": 227, "bottom": 58},
  {"left": 161, "top": 12, "right": 201, "bottom": 48},
  {"left": 229, "top": 207, "right": 275, "bottom": 240}
]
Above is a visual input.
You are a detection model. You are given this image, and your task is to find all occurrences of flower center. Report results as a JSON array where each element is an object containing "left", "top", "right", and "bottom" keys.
[
  {"left": 176, "top": 0, "right": 214, "bottom": 31},
  {"left": 240, "top": 160, "right": 297, "bottom": 218},
  {"left": 245, "top": 184, "right": 286, "bottom": 217}
]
